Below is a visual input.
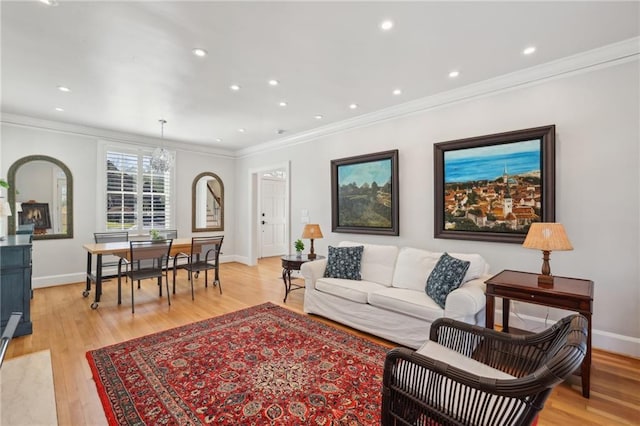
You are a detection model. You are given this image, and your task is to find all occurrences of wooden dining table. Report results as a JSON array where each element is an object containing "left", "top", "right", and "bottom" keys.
[{"left": 82, "top": 238, "right": 194, "bottom": 309}]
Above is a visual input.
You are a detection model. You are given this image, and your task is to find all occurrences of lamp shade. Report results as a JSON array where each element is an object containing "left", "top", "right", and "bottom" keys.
[
  {"left": 302, "top": 224, "right": 323, "bottom": 239},
  {"left": 523, "top": 223, "right": 573, "bottom": 251},
  {"left": 0, "top": 200, "right": 12, "bottom": 217}
]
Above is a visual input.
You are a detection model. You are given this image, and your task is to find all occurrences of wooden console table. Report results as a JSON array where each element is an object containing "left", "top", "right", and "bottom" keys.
[{"left": 485, "top": 269, "right": 594, "bottom": 398}]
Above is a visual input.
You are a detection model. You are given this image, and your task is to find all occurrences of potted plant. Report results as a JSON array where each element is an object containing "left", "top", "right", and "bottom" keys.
[{"left": 294, "top": 239, "right": 304, "bottom": 257}]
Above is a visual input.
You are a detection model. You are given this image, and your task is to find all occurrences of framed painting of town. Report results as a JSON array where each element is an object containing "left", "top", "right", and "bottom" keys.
[
  {"left": 434, "top": 125, "right": 555, "bottom": 243},
  {"left": 331, "top": 149, "right": 399, "bottom": 236}
]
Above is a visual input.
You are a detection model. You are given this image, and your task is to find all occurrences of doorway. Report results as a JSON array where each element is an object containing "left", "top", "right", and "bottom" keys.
[{"left": 248, "top": 162, "right": 290, "bottom": 265}]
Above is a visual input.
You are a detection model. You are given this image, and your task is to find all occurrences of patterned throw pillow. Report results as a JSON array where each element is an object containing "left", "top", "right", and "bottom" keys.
[
  {"left": 425, "top": 253, "right": 471, "bottom": 309},
  {"left": 324, "top": 245, "right": 364, "bottom": 280}
]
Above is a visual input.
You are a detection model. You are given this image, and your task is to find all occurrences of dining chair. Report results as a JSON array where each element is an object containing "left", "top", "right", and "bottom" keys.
[
  {"left": 94, "top": 231, "right": 129, "bottom": 280},
  {"left": 117, "top": 239, "right": 173, "bottom": 313},
  {"left": 173, "top": 236, "right": 224, "bottom": 299}
]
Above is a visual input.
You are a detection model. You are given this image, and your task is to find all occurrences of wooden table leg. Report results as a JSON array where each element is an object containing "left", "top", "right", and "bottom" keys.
[
  {"left": 502, "top": 298, "right": 510, "bottom": 333},
  {"left": 582, "top": 312, "right": 592, "bottom": 398},
  {"left": 486, "top": 295, "right": 495, "bottom": 330}
]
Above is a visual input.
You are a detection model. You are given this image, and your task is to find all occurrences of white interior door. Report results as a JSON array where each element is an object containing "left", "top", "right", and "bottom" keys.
[{"left": 260, "top": 176, "right": 287, "bottom": 257}]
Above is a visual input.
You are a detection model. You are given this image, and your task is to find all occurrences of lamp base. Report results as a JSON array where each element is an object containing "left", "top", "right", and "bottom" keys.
[
  {"left": 537, "top": 274, "right": 554, "bottom": 288},
  {"left": 307, "top": 253, "right": 317, "bottom": 260}
]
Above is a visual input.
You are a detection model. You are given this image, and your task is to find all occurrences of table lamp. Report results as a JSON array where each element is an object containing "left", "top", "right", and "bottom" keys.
[
  {"left": 522, "top": 223, "right": 573, "bottom": 287},
  {"left": 302, "top": 224, "right": 323, "bottom": 260},
  {"left": 0, "top": 199, "right": 12, "bottom": 241}
]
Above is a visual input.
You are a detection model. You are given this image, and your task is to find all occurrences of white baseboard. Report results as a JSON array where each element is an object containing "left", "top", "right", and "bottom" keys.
[
  {"left": 496, "top": 310, "right": 640, "bottom": 358},
  {"left": 32, "top": 255, "right": 239, "bottom": 288}
]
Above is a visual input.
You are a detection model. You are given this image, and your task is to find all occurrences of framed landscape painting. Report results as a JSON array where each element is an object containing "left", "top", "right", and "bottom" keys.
[
  {"left": 434, "top": 125, "right": 555, "bottom": 243},
  {"left": 331, "top": 149, "right": 399, "bottom": 236}
]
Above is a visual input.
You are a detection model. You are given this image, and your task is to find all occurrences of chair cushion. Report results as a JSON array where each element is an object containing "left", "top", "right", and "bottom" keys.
[
  {"left": 425, "top": 253, "right": 470, "bottom": 308},
  {"left": 315, "top": 278, "right": 386, "bottom": 304},
  {"left": 417, "top": 341, "right": 514, "bottom": 379},
  {"left": 339, "top": 241, "right": 398, "bottom": 286},
  {"left": 324, "top": 245, "right": 364, "bottom": 280},
  {"left": 368, "top": 287, "right": 444, "bottom": 322}
]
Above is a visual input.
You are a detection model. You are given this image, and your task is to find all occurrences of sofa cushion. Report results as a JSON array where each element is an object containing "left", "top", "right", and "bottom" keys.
[
  {"left": 426, "top": 253, "right": 470, "bottom": 308},
  {"left": 392, "top": 247, "right": 441, "bottom": 291},
  {"left": 339, "top": 241, "right": 399, "bottom": 286},
  {"left": 315, "top": 278, "right": 387, "bottom": 304},
  {"left": 368, "top": 287, "right": 444, "bottom": 322},
  {"left": 324, "top": 245, "right": 364, "bottom": 280},
  {"left": 449, "top": 252, "right": 488, "bottom": 282}
]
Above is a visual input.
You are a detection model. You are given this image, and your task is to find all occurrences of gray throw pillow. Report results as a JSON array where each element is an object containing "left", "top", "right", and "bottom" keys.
[
  {"left": 426, "top": 252, "right": 471, "bottom": 308},
  {"left": 324, "top": 245, "right": 364, "bottom": 280}
]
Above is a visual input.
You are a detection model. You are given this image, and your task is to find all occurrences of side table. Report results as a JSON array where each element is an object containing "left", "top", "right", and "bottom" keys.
[
  {"left": 281, "top": 254, "right": 325, "bottom": 303},
  {"left": 485, "top": 269, "right": 594, "bottom": 398}
]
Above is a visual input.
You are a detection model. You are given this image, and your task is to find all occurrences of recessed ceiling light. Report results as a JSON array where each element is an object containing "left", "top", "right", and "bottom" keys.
[
  {"left": 380, "top": 20, "right": 394, "bottom": 31},
  {"left": 448, "top": 70, "right": 460, "bottom": 78},
  {"left": 55, "top": 107, "right": 64, "bottom": 112},
  {"left": 57, "top": 85, "right": 71, "bottom": 92},
  {"left": 523, "top": 46, "right": 536, "bottom": 55},
  {"left": 230, "top": 84, "right": 241, "bottom": 91},
  {"left": 314, "top": 115, "right": 323, "bottom": 120},
  {"left": 238, "top": 128, "right": 245, "bottom": 133},
  {"left": 192, "top": 48, "right": 208, "bottom": 57},
  {"left": 39, "top": 0, "right": 58, "bottom": 6},
  {"left": 349, "top": 103, "right": 358, "bottom": 109},
  {"left": 279, "top": 101, "right": 287, "bottom": 107},
  {"left": 268, "top": 79, "right": 279, "bottom": 86},
  {"left": 393, "top": 89, "right": 402, "bottom": 95},
  {"left": 215, "top": 138, "right": 222, "bottom": 142}
]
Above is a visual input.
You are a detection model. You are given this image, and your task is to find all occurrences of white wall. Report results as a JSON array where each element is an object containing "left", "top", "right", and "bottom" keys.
[
  {"left": 235, "top": 60, "right": 640, "bottom": 356},
  {"left": 0, "top": 120, "right": 236, "bottom": 286}
]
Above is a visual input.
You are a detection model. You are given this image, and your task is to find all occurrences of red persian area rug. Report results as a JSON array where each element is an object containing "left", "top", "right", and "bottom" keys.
[{"left": 86, "top": 303, "right": 389, "bottom": 425}]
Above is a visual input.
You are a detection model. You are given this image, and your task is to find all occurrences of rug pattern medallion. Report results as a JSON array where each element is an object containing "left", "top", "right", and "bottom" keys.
[{"left": 87, "top": 303, "right": 388, "bottom": 425}]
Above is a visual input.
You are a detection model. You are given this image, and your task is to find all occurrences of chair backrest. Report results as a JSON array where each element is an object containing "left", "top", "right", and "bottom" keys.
[
  {"left": 94, "top": 231, "right": 129, "bottom": 243},
  {"left": 129, "top": 239, "right": 173, "bottom": 271},
  {"left": 16, "top": 223, "right": 35, "bottom": 234},
  {"left": 161, "top": 229, "right": 178, "bottom": 239},
  {"left": 190, "top": 236, "right": 223, "bottom": 263}
]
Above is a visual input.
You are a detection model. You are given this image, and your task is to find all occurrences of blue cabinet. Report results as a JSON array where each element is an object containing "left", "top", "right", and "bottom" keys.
[{"left": 0, "top": 235, "right": 32, "bottom": 337}]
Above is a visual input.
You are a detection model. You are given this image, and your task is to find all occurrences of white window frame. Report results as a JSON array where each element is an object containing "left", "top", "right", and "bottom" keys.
[{"left": 97, "top": 141, "right": 175, "bottom": 233}]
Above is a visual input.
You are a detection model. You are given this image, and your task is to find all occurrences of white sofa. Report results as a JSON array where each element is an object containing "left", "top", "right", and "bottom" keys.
[{"left": 301, "top": 241, "right": 489, "bottom": 349}]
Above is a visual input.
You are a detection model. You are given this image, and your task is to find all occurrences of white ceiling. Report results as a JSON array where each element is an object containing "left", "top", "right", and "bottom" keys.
[{"left": 2, "top": 1, "right": 638, "bottom": 152}]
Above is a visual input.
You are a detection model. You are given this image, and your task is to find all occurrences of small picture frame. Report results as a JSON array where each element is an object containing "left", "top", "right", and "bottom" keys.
[
  {"left": 331, "top": 149, "right": 399, "bottom": 236},
  {"left": 19, "top": 202, "right": 52, "bottom": 230},
  {"left": 434, "top": 125, "right": 555, "bottom": 243}
]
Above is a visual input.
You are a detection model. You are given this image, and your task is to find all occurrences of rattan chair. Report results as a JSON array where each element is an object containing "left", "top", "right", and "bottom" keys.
[
  {"left": 382, "top": 314, "right": 588, "bottom": 426},
  {"left": 117, "top": 239, "right": 173, "bottom": 313},
  {"left": 172, "top": 236, "right": 223, "bottom": 299}
]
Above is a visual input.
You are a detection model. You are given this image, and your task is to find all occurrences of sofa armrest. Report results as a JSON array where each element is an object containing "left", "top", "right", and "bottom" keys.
[
  {"left": 300, "top": 258, "right": 328, "bottom": 290},
  {"left": 444, "top": 277, "right": 487, "bottom": 319}
]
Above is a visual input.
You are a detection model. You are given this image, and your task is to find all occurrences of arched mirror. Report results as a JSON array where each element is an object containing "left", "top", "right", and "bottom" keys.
[
  {"left": 8, "top": 155, "right": 74, "bottom": 240},
  {"left": 192, "top": 172, "right": 224, "bottom": 232}
]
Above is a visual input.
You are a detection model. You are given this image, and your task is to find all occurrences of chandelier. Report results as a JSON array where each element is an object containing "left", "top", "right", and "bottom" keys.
[{"left": 151, "top": 119, "right": 174, "bottom": 173}]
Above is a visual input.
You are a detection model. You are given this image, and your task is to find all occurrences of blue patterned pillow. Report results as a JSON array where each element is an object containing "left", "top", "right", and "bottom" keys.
[
  {"left": 425, "top": 253, "right": 471, "bottom": 308},
  {"left": 324, "top": 245, "right": 364, "bottom": 280}
]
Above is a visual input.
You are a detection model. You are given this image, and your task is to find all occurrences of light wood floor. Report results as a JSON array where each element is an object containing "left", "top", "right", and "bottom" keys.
[{"left": 5, "top": 257, "right": 639, "bottom": 425}]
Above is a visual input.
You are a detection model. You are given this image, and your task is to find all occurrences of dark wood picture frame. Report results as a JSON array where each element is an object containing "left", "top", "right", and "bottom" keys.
[
  {"left": 331, "top": 149, "right": 399, "bottom": 236},
  {"left": 434, "top": 125, "right": 555, "bottom": 243},
  {"left": 18, "top": 202, "right": 52, "bottom": 230}
]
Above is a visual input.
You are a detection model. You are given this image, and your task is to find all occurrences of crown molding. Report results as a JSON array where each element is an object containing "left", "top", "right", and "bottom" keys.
[
  {"left": 0, "top": 112, "right": 236, "bottom": 159},
  {"left": 235, "top": 36, "right": 640, "bottom": 159}
]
